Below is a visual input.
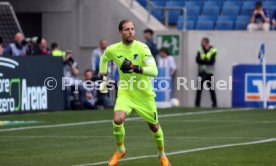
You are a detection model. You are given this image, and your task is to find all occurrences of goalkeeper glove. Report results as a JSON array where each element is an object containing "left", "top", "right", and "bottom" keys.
[
  {"left": 120, "top": 58, "right": 132, "bottom": 73},
  {"left": 99, "top": 75, "right": 108, "bottom": 93},
  {"left": 120, "top": 58, "right": 143, "bottom": 74},
  {"left": 133, "top": 65, "right": 143, "bottom": 73}
]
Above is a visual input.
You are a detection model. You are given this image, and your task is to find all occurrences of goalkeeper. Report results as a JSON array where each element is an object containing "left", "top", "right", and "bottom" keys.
[{"left": 99, "top": 20, "right": 171, "bottom": 166}]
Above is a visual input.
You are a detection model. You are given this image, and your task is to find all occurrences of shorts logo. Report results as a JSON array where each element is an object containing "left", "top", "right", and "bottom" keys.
[
  {"left": 245, "top": 73, "right": 276, "bottom": 101},
  {"left": 154, "top": 112, "right": 157, "bottom": 120},
  {"left": 133, "top": 54, "right": 139, "bottom": 60}
]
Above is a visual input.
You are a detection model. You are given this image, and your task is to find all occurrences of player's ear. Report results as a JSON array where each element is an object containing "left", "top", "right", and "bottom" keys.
[{"left": 118, "top": 31, "right": 122, "bottom": 37}]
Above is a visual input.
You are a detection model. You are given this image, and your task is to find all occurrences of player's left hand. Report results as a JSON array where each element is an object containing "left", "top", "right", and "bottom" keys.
[
  {"left": 120, "top": 58, "right": 143, "bottom": 74},
  {"left": 120, "top": 58, "right": 133, "bottom": 73},
  {"left": 132, "top": 65, "right": 143, "bottom": 74}
]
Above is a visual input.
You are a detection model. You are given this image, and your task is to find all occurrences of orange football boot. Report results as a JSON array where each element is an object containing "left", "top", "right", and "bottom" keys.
[
  {"left": 160, "top": 156, "right": 171, "bottom": 166},
  {"left": 108, "top": 149, "right": 126, "bottom": 166}
]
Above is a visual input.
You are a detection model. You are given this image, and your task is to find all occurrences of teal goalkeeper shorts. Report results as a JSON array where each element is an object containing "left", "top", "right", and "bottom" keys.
[{"left": 114, "top": 95, "right": 158, "bottom": 124}]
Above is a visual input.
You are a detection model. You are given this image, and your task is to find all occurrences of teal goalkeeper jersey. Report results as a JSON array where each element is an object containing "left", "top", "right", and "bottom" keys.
[{"left": 100, "top": 40, "right": 158, "bottom": 100}]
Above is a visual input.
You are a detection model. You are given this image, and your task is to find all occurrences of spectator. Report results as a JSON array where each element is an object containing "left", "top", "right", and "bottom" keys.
[
  {"left": 64, "top": 50, "right": 79, "bottom": 79},
  {"left": 0, "top": 36, "right": 3, "bottom": 56},
  {"left": 3, "top": 32, "right": 28, "bottom": 56},
  {"left": 195, "top": 37, "right": 217, "bottom": 108},
  {"left": 247, "top": 1, "right": 270, "bottom": 32},
  {"left": 25, "top": 36, "right": 38, "bottom": 55},
  {"left": 143, "top": 28, "right": 158, "bottom": 61},
  {"left": 80, "top": 69, "right": 97, "bottom": 110},
  {"left": 95, "top": 80, "right": 114, "bottom": 109},
  {"left": 158, "top": 47, "right": 177, "bottom": 77},
  {"left": 271, "top": 10, "right": 276, "bottom": 30},
  {"left": 33, "top": 38, "right": 50, "bottom": 55},
  {"left": 63, "top": 50, "right": 79, "bottom": 109},
  {"left": 92, "top": 40, "right": 107, "bottom": 74},
  {"left": 80, "top": 69, "right": 114, "bottom": 109},
  {"left": 51, "top": 42, "right": 66, "bottom": 60}
]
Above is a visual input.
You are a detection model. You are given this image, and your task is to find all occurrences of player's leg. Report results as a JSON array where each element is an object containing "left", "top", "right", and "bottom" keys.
[
  {"left": 108, "top": 110, "right": 128, "bottom": 166},
  {"left": 148, "top": 122, "right": 170, "bottom": 166},
  {"left": 148, "top": 123, "right": 165, "bottom": 156},
  {"left": 113, "top": 110, "right": 127, "bottom": 152},
  {"left": 135, "top": 100, "right": 171, "bottom": 166},
  {"left": 108, "top": 96, "right": 132, "bottom": 166}
]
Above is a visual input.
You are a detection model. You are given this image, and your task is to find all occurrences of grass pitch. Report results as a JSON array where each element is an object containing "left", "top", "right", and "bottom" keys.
[{"left": 0, "top": 108, "right": 276, "bottom": 166}]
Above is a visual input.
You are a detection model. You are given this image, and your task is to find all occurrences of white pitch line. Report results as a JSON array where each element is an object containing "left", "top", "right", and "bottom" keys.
[
  {"left": 74, "top": 138, "right": 276, "bottom": 166},
  {"left": 0, "top": 108, "right": 249, "bottom": 132},
  {"left": 161, "top": 119, "right": 276, "bottom": 124},
  {"left": 0, "top": 135, "right": 271, "bottom": 140}
]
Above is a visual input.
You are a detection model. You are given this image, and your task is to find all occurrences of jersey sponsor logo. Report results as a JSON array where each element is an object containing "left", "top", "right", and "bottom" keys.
[
  {"left": 133, "top": 54, "right": 139, "bottom": 60},
  {"left": 245, "top": 73, "right": 276, "bottom": 101},
  {"left": 116, "top": 55, "right": 123, "bottom": 59}
]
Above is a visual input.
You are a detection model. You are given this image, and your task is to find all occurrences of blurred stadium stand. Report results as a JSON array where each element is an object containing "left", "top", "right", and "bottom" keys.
[
  {"left": 138, "top": 0, "right": 276, "bottom": 30},
  {"left": 2, "top": 0, "right": 276, "bottom": 108}
]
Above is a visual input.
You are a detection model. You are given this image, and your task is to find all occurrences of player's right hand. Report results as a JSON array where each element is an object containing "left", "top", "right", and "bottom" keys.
[{"left": 99, "top": 75, "right": 108, "bottom": 93}]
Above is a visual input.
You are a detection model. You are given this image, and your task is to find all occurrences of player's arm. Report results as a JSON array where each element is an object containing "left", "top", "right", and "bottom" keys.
[
  {"left": 120, "top": 57, "right": 158, "bottom": 77},
  {"left": 141, "top": 56, "right": 158, "bottom": 77},
  {"left": 140, "top": 44, "right": 158, "bottom": 77},
  {"left": 99, "top": 48, "right": 110, "bottom": 76},
  {"left": 120, "top": 46, "right": 158, "bottom": 77},
  {"left": 99, "top": 48, "right": 111, "bottom": 93}
]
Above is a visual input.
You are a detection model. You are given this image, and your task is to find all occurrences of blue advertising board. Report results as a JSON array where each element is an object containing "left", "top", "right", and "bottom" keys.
[
  {"left": 154, "top": 67, "right": 172, "bottom": 102},
  {"left": 153, "top": 67, "right": 174, "bottom": 108},
  {"left": 232, "top": 64, "right": 276, "bottom": 107}
]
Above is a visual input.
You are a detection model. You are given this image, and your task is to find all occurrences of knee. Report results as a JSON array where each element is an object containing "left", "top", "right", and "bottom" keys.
[
  {"left": 114, "top": 116, "right": 124, "bottom": 125},
  {"left": 149, "top": 124, "right": 160, "bottom": 133},
  {"left": 247, "top": 23, "right": 254, "bottom": 31},
  {"left": 263, "top": 23, "right": 270, "bottom": 31}
]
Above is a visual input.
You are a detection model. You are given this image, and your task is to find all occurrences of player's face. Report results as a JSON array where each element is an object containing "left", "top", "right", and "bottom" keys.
[{"left": 120, "top": 22, "right": 135, "bottom": 44}]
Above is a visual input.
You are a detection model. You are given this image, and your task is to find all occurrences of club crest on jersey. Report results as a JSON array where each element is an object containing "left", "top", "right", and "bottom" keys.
[{"left": 133, "top": 54, "right": 139, "bottom": 60}]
